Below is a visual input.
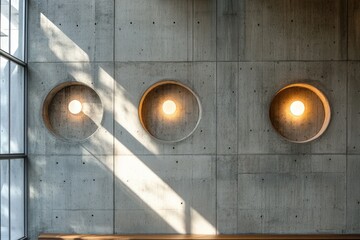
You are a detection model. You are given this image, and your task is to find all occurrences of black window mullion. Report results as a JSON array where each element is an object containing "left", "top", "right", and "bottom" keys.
[
  {"left": 0, "top": 161, "right": 2, "bottom": 240},
  {"left": 0, "top": 1, "right": 27, "bottom": 239},
  {"left": 0, "top": 3, "right": 2, "bottom": 168},
  {"left": 8, "top": 0, "right": 12, "bottom": 156},
  {"left": 24, "top": 64, "right": 27, "bottom": 155},
  {"left": 8, "top": 159, "right": 11, "bottom": 240},
  {"left": 0, "top": 0, "right": 2, "bottom": 51},
  {"left": 0, "top": 57, "right": 2, "bottom": 159},
  {"left": 8, "top": 0, "right": 11, "bottom": 54},
  {"left": 8, "top": 56, "right": 11, "bottom": 155},
  {"left": 23, "top": 157, "right": 27, "bottom": 238},
  {"left": 0, "top": 49, "right": 26, "bottom": 67}
]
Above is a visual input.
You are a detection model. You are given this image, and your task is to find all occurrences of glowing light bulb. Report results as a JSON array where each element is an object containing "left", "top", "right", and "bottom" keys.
[
  {"left": 290, "top": 100, "right": 305, "bottom": 116},
  {"left": 162, "top": 100, "right": 176, "bottom": 115},
  {"left": 68, "top": 100, "right": 82, "bottom": 115}
]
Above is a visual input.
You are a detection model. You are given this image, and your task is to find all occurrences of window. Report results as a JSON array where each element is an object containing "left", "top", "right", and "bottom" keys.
[
  {"left": 0, "top": 0, "right": 26, "bottom": 239},
  {"left": 1, "top": 0, "right": 25, "bottom": 61}
]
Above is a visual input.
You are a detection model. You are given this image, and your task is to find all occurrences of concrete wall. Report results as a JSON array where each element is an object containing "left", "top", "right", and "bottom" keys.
[{"left": 27, "top": 0, "right": 360, "bottom": 239}]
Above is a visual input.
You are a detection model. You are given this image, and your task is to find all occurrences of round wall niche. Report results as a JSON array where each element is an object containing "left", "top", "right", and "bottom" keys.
[
  {"left": 139, "top": 81, "right": 201, "bottom": 142},
  {"left": 42, "top": 82, "right": 103, "bottom": 142},
  {"left": 269, "top": 83, "right": 331, "bottom": 143}
]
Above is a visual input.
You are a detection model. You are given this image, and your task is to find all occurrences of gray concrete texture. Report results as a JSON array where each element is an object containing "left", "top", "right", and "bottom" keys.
[{"left": 27, "top": 0, "right": 360, "bottom": 239}]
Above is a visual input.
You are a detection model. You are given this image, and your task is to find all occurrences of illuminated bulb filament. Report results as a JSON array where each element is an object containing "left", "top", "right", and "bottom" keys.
[
  {"left": 290, "top": 100, "right": 305, "bottom": 116},
  {"left": 162, "top": 100, "right": 176, "bottom": 115},
  {"left": 68, "top": 100, "right": 82, "bottom": 115}
]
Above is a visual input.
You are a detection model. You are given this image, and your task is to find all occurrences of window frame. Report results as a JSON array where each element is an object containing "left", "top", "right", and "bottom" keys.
[{"left": 0, "top": 0, "right": 27, "bottom": 239}]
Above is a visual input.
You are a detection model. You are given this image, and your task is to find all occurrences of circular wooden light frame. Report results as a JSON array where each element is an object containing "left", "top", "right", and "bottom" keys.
[
  {"left": 269, "top": 83, "right": 331, "bottom": 143},
  {"left": 42, "top": 82, "right": 103, "bottom": 142},
  {"left": 138, "top": 80, "right": 202, "bottom": 143}
]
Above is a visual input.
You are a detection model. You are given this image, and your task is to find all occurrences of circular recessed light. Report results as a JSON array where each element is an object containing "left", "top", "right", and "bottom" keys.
[
  {"left": 290, "top": 100, "right": 305, "bottom": 116},
  {"left": 139, "top": 81, "right": 201, "bottom": 142},
  {"left": 68, "top": 100, "right": 82, "bottom": 115},
  {"left": 162, "top": 100, "right": 176, "bottom": 115},
  {"left": 43, "top": 82, "right": 103, "bottom": 142},
  {"left": 269, "top": 83, "right": 331, "bottom": 143}
]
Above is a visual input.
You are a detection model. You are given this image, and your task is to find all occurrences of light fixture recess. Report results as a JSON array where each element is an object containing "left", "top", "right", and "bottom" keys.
[
  {"left": 42, "top": 82, "right": 103, "bottom": 142},
  {"left": 139, "top": 80, "right": 201, "bottom": 142},
  {"left": 269, "top": 83, "right": 331, "bottom": 143}
]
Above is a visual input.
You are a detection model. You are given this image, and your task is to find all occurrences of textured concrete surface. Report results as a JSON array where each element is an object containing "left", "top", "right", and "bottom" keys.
[
  {"left": 28, "top": 0, "right": 114, "bottom": 62},
  {"left": 114, "top": 155, "right": 216, "bottom": 234},
  {"left": 217, "top": 154, "right": 347, "bottom": 233},
  {"left": 348, "top": 62, "right": 360, "bottom": 153},
  {"left": 27, "top": 0, "right": 359, "bottom": 239},
  {"left": 348, "top": 0, "right": 360, "bottom": 60},
  {"left": 347, "top": 156, "right": 360, "bottom": 233},
  {"left": 28, "top": 155, "right": 114, "bottom": 237},
  {"left": 217, "top": 0, "right": 346, "bottom": 61}
]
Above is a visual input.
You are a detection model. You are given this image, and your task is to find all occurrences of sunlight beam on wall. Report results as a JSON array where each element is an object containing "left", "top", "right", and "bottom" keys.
[
  {"left": 115, "top": 155, "right": 216, "bottom": 234},
  {"left": 40, "top": 13, "right": 89, "bottom": 62},
  {"left": 115, "top": 83, "right": 159, "bottom": 155}
]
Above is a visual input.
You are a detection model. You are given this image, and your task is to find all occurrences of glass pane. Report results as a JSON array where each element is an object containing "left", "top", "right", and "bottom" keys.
[
  {"left": 0, "top": 0, "right": 10, "bottom": 52},
  {"left": 10, "top": 159, "right": 25, "bottom": 239},
  {"left": 0, "top": 57, "right": 10, "bottom": 154},
  {"left": 0, "top": 160, "right": 10, "bottom": 240},
  {"left": 10, "top": 62, "right": 24, "bottom": 154},
  {"left": 10, "top": 0, "right": 25, "bottom": 60}
]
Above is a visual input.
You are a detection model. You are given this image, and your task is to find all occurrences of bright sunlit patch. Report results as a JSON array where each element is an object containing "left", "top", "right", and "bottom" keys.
[
  {"left": 290, "top": 100, "right": 305, "bottom": 116},
  {"left": 68, "top": 100, "right": 82, "bottom": 115},
  {"left": 162, "top": 100, "right": 176, "bottom": 115}
]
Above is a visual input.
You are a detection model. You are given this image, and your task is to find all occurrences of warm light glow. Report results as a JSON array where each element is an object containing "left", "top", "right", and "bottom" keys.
[
  {"left": 162, "top": 100, "right": 177, "bottom": 115},
  {"left": 68, "top": 100, "right": 82, "bottom": 114},
  {"left": 290, "top": 100, "right": 305, "bottom": 116}
]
